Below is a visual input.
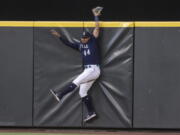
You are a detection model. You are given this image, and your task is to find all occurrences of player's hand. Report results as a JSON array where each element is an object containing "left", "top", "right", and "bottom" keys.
[
  {"left": 92, "top": 7, "right": 102, "bottom": 16},
  {"left": 50, "top": 29, "right": 61, "bottom": 38}
]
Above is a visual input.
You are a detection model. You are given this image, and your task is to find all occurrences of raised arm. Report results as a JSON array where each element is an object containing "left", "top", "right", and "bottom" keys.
[
  {"left": 92, "top": 7, "right": 102, "bottom": 38},
  {"left": 50, "top": 29, "right": 79, "bottom": 50}
]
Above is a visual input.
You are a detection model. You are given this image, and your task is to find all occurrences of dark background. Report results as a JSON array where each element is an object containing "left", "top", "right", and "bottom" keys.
[{"left": 0, "top": 0, "right": 179, "bottom": 21}]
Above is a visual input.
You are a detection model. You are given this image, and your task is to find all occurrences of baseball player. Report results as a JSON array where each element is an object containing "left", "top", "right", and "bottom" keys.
[{"left": 50, "top": 7, "right": 102, "bottom": 122}]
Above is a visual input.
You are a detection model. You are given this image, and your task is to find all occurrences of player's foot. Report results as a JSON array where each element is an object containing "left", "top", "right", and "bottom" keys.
[
  {"left": 50, "top": 89, "right": 60, "bottom": 102},
  {"left": 84, "top": 112, "right": 97, "bottom": 122}
]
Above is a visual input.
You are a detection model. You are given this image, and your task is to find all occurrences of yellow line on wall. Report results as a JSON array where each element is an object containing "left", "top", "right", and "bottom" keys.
[
  {"left": 83, "top": 21, "right": 134, "bottom": 27},
  {"left": 135, "top": 22, "right": 180, "bottom": 27},
  {"left": 0, "top": 21, "right": 134, "bottom": 27},
  {"left": 34, "top": 21, "right": 134, "bottom": 27},
  {"left": 34, "top": 21, "right": 83, "bottom": 27},
  {"left": 0, "top": 21, "right": 180, "bottom": 27},
  {"left": 0, "top": 21, "right": 34, "bottom": 27}
]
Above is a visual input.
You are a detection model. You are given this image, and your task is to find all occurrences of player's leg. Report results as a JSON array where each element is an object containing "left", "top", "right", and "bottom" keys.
[
  {"left": 51, "top": 67, "right": 100, "bottom": 102},
  {"left": 58, "top": 67, "right": 100, "bottom": 98},
  {"left": 50, "top": 68, "right": 93, "bottom": 102},
  {"left": 79, "top": 81, "right": 97, "bottom": 122},
  {"left": 73, "top": 66, "right": 100, "bottom": 86},
  {"left": 51, "top": 82, "right": 77, "bottom": 102}
]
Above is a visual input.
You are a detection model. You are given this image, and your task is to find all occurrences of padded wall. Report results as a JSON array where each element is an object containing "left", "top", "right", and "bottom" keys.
[
  {"left": 83, "top": 26, "right": 133, "bottom": 128},
  {"left": 2, "top": 22, "right": 180, "bottom": 129},
  {"left": 34, "top": 27, "right": 83, "bottom": 127},
  {"left": 0, "top": 27, "right": 33, "bottom": 126},
  {"left": 34, "top": 23, "right": 133, "bottom": 128},
  {"left": 134, "top": 26, "right": 180, "bottom": 128}
]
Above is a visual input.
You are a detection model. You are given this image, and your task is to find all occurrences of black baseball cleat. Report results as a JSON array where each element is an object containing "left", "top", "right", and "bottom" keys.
[
  {"left": 84, "top": 112, "right": 97, "bottom": 122},
  {"left": 50, "top": 89, "right": 60, "bottom": 102}
]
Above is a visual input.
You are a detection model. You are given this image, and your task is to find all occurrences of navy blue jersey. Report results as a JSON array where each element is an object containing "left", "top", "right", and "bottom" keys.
[{"left": 59, "top": 35, "right": 100, "bottom": 65}]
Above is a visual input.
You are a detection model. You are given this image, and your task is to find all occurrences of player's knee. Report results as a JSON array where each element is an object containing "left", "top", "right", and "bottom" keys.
[
  {"left": 95, "top": 70, "right": 101, "bottom": 79},
  {"left": 79, "top": 90, "right": 87, "bottom": 98},
  {"left": 72, "top": 81, "right": 80, "bottom": 87}
]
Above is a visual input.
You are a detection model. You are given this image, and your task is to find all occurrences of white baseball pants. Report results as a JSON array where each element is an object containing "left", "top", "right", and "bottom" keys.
[{"left": 73, "top": 65, "right": 100, "bottom": 98}]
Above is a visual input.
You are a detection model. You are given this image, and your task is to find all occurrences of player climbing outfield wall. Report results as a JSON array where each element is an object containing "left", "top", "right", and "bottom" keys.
[
  {"left": 0, "top": 21, "right": 180, "bottom": 128},
  {"left": 34, "top": 21, "right": 134, "bottom": 128}
]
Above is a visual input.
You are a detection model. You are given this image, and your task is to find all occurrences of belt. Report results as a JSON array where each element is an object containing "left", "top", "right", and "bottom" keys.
[{"left": 84, "top": 64, "right": 99, "bottom": 69}]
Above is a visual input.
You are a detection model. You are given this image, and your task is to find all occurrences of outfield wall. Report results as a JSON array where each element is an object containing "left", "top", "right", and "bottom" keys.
[
  {"left": 134, "top": 22, "right": 180, "bottom": 128},
  {"left": 0, "top": 22, "right": 180, "bottom": 128}
]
